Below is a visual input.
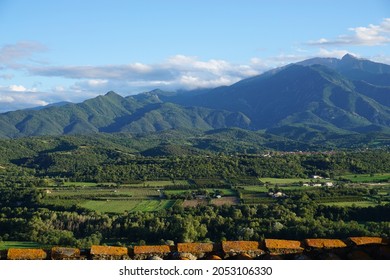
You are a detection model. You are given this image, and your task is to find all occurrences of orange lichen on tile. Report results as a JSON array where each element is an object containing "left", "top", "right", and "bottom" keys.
[
  {"left": 133, "top": 245, "right": 171, "bottom": 255},
  {"left": 265, "top": 239, "right": 304, "bottom": 254},
  {"left": 90, "top": 245, "right": 128, "bottom": 256},
  {"left": 51, "top": 247, "right": 80, "bottom": 259},
  {"left": 265, "top": 239, "right": 303, "bottom": 249},
  {"left": 349, "top": 237, "right": 386, "bottom": 246},
  {"left": 177, "top": 243, "right": 214, "bottom": 253},
  {"left": 305, "top": 239, "right": 347, "bottom": 249},
  {"left": 7, "top": 248, "right": 47, "bottom": 260},
  {"left": 222, "top": 241, "right": 264, "bottom": 254}
]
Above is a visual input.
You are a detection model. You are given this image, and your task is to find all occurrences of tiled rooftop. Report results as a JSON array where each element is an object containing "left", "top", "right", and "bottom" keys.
[{"left": 1, "top": 237, "right": 389, "bottom": 260}]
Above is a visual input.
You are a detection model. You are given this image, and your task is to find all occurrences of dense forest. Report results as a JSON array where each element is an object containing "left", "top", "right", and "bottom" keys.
[{"left": 1, "top": 132, "right": 390, "bottom": 182}]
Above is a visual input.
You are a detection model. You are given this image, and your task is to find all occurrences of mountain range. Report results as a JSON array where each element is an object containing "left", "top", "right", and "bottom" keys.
[{"left": 1, "top": 54, "right": 390, "bottom": 146}]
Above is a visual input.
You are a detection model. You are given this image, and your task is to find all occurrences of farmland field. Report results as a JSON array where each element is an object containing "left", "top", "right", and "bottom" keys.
[
  {"left": 211, "top": 196, "right": 240, "bottom": 206},
  {"left": 182, "top": 199, "right": 208, "bottom": 207},
  {"left": 40, "top": 178, "right": 390, "bottom": 212},
  {"left": 238, "top": 184, "right": 318, "bottom": 194},
  {"left": 122, "top": 180, "right": 190, "bottom": 187},
  {"left": 320, "top": 201, "right": 379, "bottom": 207},
  {"left": 63, "top": 182, "right": 99, "bottom": 187},
  {"left": 79, "top": 199, "right": 177, "bottom": 213},
  {"left": 259, "top": 178, "right": 320, "bottom": 184},
  {"left": 239, "top": 185, "right": 268, "bottom": 192},
  {"left": 0, "top": 241, "right": 49, "bottom": 250},
  {"left": 43, "top": 187, "right": 160, "bottom": 198},
  {"left": 165, "top": 188, "right": 236, "bottom": 196},
  {"left": 340, "top": 173, "right": 390, "bottom": 183}
]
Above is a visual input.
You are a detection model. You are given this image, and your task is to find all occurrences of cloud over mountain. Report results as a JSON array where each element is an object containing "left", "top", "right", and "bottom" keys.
[
  {"left": 310, "top": 18, "right": 390, "bottom": 46},
  {"left": 29, "top": 55, "right": 261, "bottom": 89},
  {"left": 1, "top": 54, "right": 390, "bottom": 140}
]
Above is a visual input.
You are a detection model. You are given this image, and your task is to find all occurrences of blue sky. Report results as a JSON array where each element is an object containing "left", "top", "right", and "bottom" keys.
[{"left": 0, "top": 0, "right": 389, "bottom": 112}]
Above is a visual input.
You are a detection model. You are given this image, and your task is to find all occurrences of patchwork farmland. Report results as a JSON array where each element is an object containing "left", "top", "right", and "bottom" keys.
[{"left": 40, "top": 175, "right": 390, "bottom": 213}]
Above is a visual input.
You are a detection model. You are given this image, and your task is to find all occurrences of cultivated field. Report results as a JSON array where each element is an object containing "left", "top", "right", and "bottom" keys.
[
  {"left": 340, "top": 173, "right": 390, "bottom": 183},
  {"left": 211, "top": 196, "right": 240, "bottom": 206},
  {"left": 79, "top": 199, "right": 177, "bottom": 213},
  {"left": 39, "top": 176, "right": 390, "bottom": 213},
  {"left": 0, "top": 241, "right": 49, "bottom": 250}
]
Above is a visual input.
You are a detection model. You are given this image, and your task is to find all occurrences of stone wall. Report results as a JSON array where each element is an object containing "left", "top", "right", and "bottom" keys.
[{"left": 1, "top": 237, "right": 389, "bottom": 260}]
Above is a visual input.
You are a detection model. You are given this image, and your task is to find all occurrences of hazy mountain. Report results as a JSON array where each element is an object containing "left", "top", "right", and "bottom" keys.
[
  {"left": 171, "top": 58, "right": 390, "bottom": 136},
  {"left": 1, "top": 54, "right": 390, "bottom": 144},
  {"left": 0, "top": 91, "right": 250, "bottom": 138},
  {"left": 299, "top": 54, "right": 390, "bottom": 86}
]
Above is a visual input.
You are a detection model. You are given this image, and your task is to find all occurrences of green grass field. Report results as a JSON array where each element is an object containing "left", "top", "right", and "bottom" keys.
[
  {"left": 79, "top": 199, "right": 177, "bottom": 213},
  {"left": 320, "top": 201, "right": 379, "bottom": 207},
  {"left": 130, "top": 200, "right": 177, "bottom": 212},
  {"left": 0, "top": 241, "right": 49, "bottom": 250},
  {"left": 340, "top": 173, "right": 390, "bottom": 183},
  {"left": 240, "top": 185, "right": 269, "bottom": 192}
]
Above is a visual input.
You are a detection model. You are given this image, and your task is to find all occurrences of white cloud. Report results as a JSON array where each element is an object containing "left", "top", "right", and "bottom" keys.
[
  {"left": 27, "top": 55, "right": 267, "bottom": 92},
  {"left": 9, "top": 85, "right": 27, "bottom": 92},
  {"left": 0, "top": 85, "right": 49, "bottom": 111},
  {"left": 309, "top": 18, "right": 390, "bottom": 46},
  {"left": 179, "top": 75, "right": 236, "bottom": 88},
  {"left": 86, "top": 79, "right": 108, "bottom": 87}
]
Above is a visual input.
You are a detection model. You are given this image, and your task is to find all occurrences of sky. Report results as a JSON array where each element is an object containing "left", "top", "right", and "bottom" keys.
[{"left": 0, "top": 0, "right": 389, "bottom": 112}]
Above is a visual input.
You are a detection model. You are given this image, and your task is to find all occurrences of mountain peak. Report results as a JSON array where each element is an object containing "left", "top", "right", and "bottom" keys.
[
  {"left": 105, "top": 91, "right": 121, "bottom": 97},
  {"left": 341, "top": 53, "right": 359, "bottom": 61}
]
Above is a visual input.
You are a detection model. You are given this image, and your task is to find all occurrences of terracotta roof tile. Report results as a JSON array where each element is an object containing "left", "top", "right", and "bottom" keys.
[
  {"left": 265, "top": 239, "right": 304, "bottom": 254},
  {"left": 7, "top": 248, "right": 47, "bottom": 260},
  {"left": 265, "top": 239, "right": 303, "bottom": 249},
  {"left": 133, "top": 245, "right": 171, "bottom": 255},
  {"left": 90, "top": 245, "right": 128, "bottom": 256},
  {"left": 349, "top": 237, "right": 386, "bottom": 246},
  {"left": 177, "top": 243, "right": 214, "bottom": 253},
  {"left": 222, "top": 241, "right": 264, "bottom": 254},
  {"left": 305, "top": 239, "right": 347, "bottom": 249}
]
